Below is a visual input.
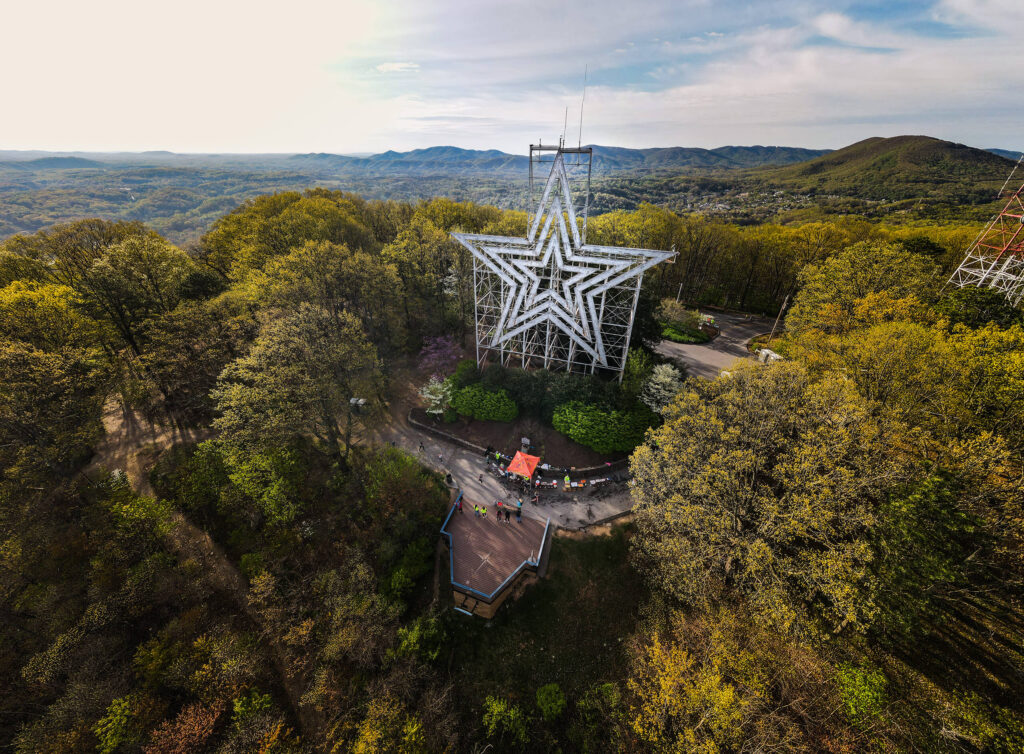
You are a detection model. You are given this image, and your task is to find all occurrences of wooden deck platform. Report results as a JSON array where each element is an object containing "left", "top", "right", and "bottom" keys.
[{"left": 442, "top": 505, "right": 548, "bottom": 598}]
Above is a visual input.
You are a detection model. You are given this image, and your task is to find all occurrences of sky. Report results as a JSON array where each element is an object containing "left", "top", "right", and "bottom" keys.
[{"left": 2, "top": 0, "right": 1022, "bottom": 154}]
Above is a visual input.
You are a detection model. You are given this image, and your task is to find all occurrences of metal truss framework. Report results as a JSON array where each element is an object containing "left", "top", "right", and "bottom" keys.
[
  {"left": 949, "top": 178, "right": 1024, "bottom": 305},
  {"left": 453, "top": 145, "right": 675, "bottom": 377}
]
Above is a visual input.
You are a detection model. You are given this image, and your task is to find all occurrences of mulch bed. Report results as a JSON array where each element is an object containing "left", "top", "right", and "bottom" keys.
[{"left": 410, "top": 408, "right": 623, "bottom": 468}]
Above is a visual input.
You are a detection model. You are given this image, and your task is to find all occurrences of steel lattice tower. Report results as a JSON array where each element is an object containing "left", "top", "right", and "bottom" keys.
[
  {"left": 948, "top": 174, "right": 1024, "bottom": 305},
  {"left": 452, "top": 143, "right": 675, "bottom": 378}
]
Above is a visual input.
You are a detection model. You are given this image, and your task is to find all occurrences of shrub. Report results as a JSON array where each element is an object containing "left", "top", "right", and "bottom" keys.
[
  {"left": 536, "top": 683, "right": 567, "bottom": 722},
  {"left": 661, "top": 323, "right": 710, "bottom": 344},
  {"left": 836, "top": 663, "right": 886, "bottom": 729},
  {"left": 388, "top": 614, "right": 446, "bottom": 664},
  {"left": 239, "top": 552, "right": 266, "bottom": 582},
  {"left": 451, "top": 358, "right": 479, "bottom": 388},
  {"left": 451, "top": 384, "right": 518, "bottom": 422},
  {"left": 232, "top": 689, "right": 273, "bottom": 729},
  {"left": 552, "top": 401, "right": 656, "bottom": 454},
  {"left": 418, "top": 334, "right": 460, "bottom": 375},
  {"left": 482, "top": 695, "right": 528, "bottom": 746}
]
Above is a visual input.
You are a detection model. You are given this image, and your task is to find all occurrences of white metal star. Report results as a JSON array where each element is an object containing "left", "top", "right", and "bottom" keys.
[{"left": 453, "top": 151, "right": 675, "bottom": 368}]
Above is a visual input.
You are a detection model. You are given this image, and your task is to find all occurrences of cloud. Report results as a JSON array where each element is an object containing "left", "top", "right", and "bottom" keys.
[
  {"left": 375, "top": 62, "right": 420, "bottom": 73},
  {"left": 0, "top": 0, "right": 1021, "bottom": 153}
]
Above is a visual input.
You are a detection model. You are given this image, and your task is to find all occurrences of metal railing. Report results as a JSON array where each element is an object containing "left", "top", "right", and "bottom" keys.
[{"left": 439, "top": 493, "right": 551, "bottom": 603}]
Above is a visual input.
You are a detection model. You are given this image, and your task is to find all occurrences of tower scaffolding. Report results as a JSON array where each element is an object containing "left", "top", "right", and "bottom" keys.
[{"left": 948, "top": 164, "right": 1024, "bottom": 305}]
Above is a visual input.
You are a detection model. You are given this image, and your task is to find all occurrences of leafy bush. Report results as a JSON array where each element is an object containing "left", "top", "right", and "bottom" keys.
[
  {"left": 232, "top": 689, "right": 272, "bottom": 729},
  {"left": 451, "top": 384, "right": 518, "bottom": 422},
  {"left": 239, "top": 552, "right": 266, "bottom": 581},
  {"left": 450, "top": 358, "right": 479, "bottom": 388},
  {"left": 536, "top": 683, "right": 567, "bottom": 722},
  {"left": 482, "top": 695, "right": 528, "bottom": 746},
  {"left": 385, "top": 536, "right": 434, "bottom": 601},
  {"left": 389, "top": 614, "right": 446, "bottom": 664},
  {"left": 661, "top": 323, "right": 710, "bottom": 344},
  {"left": 552, "top": 401, "right": 656, "bottom": 454},
  {"left": 836, "top": 663, "right": 886, "bottom": 728}
]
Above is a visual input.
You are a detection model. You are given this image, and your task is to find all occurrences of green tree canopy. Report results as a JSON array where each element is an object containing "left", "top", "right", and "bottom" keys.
[
  {"left": 212, "top": 304, "right": 382, "bottom": 459},
  {"left": 785, "top": 241, "right": 940, "bottom": 335},
  {"left": 631, "top": 362, "right": 906, "bottom": 636}
]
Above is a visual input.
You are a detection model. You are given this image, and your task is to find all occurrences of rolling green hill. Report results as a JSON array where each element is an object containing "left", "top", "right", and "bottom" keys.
[{"left": 755, "top": 135, "right": 1014, "bottom": 203}]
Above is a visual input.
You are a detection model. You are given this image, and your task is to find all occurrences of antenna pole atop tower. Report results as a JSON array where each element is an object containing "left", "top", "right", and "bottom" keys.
[{"left": 578, "top": 65, "right": 588, "bottom": 150}]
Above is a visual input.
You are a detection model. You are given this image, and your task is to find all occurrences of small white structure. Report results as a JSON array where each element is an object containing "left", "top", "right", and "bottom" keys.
[{"left": 758, "top": 348, "right": 783, "bottom": 364}]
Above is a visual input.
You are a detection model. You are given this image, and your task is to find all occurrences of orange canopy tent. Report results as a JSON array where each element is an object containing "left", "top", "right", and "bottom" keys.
[{"left": 506, "top": 451, "right": 541, "bottom": 479}]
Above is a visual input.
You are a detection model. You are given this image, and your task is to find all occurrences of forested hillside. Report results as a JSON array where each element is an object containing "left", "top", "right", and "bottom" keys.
[
  {"left": 1, "top": 189, "right": 1022, "bottom": 751},
  {"left": 0, "top": 136, "right": 1012, "bottom": 244}
]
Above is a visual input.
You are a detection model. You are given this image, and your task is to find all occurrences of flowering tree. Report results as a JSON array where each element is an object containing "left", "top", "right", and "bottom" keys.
[
  {"left": 418, "top": 335, "right": 460, "bottom": 376},
  {"left": 641, "top": 364, "right": 685, "bottom": 413},
  {"left": 419, "top": 375, "right": 454, "bottom": 418}
]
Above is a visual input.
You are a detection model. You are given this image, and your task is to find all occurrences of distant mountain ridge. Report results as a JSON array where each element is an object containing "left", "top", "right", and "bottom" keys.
[{"left": 286, "top": 144, "right": 832, "bottom": 175}]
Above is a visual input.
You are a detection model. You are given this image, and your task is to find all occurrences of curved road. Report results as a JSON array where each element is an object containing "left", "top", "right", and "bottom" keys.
[{"left": 654, "top": 310, "right": 773, "bottom": 379}]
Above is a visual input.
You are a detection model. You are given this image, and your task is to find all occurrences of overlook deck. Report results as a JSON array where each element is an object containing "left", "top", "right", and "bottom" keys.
[{"left": 441, "top": 499, "right": 549, "bottom": 604}]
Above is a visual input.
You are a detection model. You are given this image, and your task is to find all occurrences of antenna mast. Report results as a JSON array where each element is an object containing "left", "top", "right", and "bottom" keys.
[{"left": 578, "top": 65, "right": 588, "bottom": 149}]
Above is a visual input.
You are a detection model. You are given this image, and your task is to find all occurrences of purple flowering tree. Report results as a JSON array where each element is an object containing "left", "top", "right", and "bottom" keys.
[{"left": 418, "top": 335, "right": 460, "bottom": 376}]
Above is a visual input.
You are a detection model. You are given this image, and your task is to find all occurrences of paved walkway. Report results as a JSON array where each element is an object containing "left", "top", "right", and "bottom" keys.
[
  {"left": 655, "top": 310, "right": 772, "bottom": 379},
  {"left": 367, "top": 395, "right": 633, "bottom": 530}
]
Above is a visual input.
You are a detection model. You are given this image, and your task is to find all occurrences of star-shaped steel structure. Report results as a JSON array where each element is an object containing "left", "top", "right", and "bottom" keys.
[{"left": 452, "top": 149, "right": 675, "bottom": 375}]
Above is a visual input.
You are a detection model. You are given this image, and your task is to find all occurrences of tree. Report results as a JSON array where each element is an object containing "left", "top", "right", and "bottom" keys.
[
  {"left": 381, "top": 216, "right": 465, "bottom": 336},
  {"left": 934, "top": 285, "right": 1023, "bottom": 329},
  {"left": 0, "top": 281, "right": 95, "bottom": 350},
  {"left": 640, "top": 364, "right": 684, "bottom": 413},
  {"left": 213, "top": 304, "right": 383, "bottom": 460},
  {"left": 620, "top": 348, "right": 654, "bottom": 401},
  {"left": 199, "top": 190, "right": 377, "bottom": 279},
  {"left": 248, "top": 239, "right": 404, "bottom": 353},
  {"left": 625, "top": 607, "right": 853, "bottom": 752},
  {"left": 418, "top": 376, "right": 453, "bottom": 418},
  {"left": 785, "top": 241, "right": 939, "bottom": 336},
  {"left": 631, "top": 362, "right": 906, "bottom": 636},
  {"left": 0, "top": 340, "right": 106, "bottom": 484}
]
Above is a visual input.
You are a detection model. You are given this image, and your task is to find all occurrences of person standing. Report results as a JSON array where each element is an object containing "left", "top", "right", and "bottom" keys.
[
  {"left": 457, "top": 497, "right": 463, "bottom": 514},
  {"left": 496, "top": 501, "right": 503, "bottom": 522},
  {"left": 482, "top": 505, "right": 487, "bottom": 519},
  {"left": 504, "top": 509, "right": 510, "bottom": 523},
  {"left": 473, "top": 504, "right": 479, "bottom": 517}
]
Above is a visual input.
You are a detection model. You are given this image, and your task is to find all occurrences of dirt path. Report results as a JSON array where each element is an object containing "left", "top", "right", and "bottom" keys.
[{"left": 87, "top": 401, "right": 315, "bottom": 738}]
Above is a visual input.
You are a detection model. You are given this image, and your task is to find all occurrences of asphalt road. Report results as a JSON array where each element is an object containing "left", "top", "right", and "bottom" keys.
[{"left": 654, "top": 310, "right": 773, "bottom": 379}]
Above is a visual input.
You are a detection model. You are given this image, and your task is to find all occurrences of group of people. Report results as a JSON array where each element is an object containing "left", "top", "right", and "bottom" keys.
[{"left": 461, "top": 497, "right": 524, "bottom": 524}]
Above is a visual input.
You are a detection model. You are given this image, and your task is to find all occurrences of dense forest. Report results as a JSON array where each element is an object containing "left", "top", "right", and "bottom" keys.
[{"left": 1, "top": 185, "right": 1023, "bottom": 752}]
